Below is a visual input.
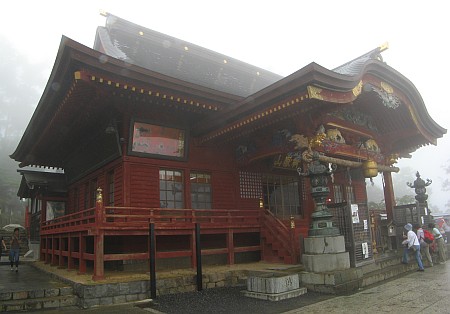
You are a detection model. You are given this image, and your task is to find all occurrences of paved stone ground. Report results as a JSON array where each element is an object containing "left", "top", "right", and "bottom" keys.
[
  {"left": 282, "top": 262, "right": 450, "bottom": 314},
  {"left": 35, "top": 262, "right": 450, "bottom": 314},
  {"left": 33, "top": 262, "right": 450, "bottom": 314},
  {"left": 0, "top": 258, "right": 67, "bottom": 293},
  {"left": 4, "top": 257, "right": 450, "bottom": 313}
]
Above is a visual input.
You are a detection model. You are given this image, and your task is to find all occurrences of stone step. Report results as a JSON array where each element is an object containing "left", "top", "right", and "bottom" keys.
[
  {"left": 0, "top": 294, "right": 78, "bottom": 312},
  {"left": 361, "top": 262, "right": 420, "bottom": 288}
]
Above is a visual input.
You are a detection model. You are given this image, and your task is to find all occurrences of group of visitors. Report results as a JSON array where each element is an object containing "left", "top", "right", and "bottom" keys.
[
  {"left": 402, "top": 222, "right": 447, "bottom": 272},
  {"left": 0, "top": 227, "right": 21, "bottom": 272}
]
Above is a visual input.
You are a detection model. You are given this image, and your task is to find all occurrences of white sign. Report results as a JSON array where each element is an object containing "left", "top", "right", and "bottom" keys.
[{"left": 351, "top": 204, "right": 359, "bottom": 223}]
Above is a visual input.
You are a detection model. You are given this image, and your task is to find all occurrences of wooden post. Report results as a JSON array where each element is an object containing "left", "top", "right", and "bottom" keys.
[
  {"left": 149, "top": 223, "right": 156, "bottom": 299},
  {"left": 290, "top": 216, "right": 297, "bottom": 264},
  {"left": 68, "top": 235, "right": 73, "bottom": 270},
  {"left": 383, "top": 172, "right": 395, "bottom": 222},
  {"left": 58, "top": 234, "right": 64, "bottom": 267},
  {"left": 96, "top": 187, "right": 104, "bottom": 225},
  {"left": 51, "top": 235, "right": 56, "bottom": 266},
  {"left": 227, "top": 229, "right": 234, "bottom": 265},
  {"left": 92, "top": 187, "right": 105, "bottom": 280},
  {"left": 78, "top": 233, "right": 86, "bottom": 274},
  {"left": 44, "top": 236, "right": 50, "bottom": 264},
  {"left": 93, "top": 231, "right": 105, "bottom": 280},
  {"left": 195, "top": 223, "right": 202, "bottom": 291},
  {"left": 191, "top": 229, "right": 197, "bottom": 268}
]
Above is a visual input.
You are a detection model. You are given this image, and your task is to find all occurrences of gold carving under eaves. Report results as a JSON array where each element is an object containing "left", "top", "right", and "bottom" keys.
[
  {"left": 328, "top": 108, "right": 378, "bottom": 132},
  {"left": 386, "top": 153, "right": 399, "bottom": 165},
  {"left": 380, "top": 81, "right": 393, "bottom": 94},
  {"left": 307, "top": 85, "right": 324, "bottom": 100},
  {"left": 352, "top": 81, "right": 363, "bottom": 97},
  {"left": 363, "top": 139, "right": 381, "bottom": 153},
  {"left": 326, "top": 128, "right": 346, "bottom": 144}
]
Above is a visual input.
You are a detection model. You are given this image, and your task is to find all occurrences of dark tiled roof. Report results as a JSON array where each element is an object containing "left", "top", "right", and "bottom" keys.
[
  {"left": 94, "top": 14, "right": 283, "bottom": 97},
  {"left": 333, "top": 44, "right": 388, "bottom": 75}
]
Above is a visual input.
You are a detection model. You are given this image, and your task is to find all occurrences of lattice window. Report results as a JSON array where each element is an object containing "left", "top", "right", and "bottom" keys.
[
  {"left": 190, "top": 172, "right": 211, "bottom": 209},
  {"left": 239, "top": 171, "right": 262, "bottom": 199},
  {"left": 159, "top": 169, "right": 184, "bottom": 208},
  {"left": 345, "top": 186, "right": 356, "bottom": 204},
  {"left": 333, "top": 184, "right": 344, "bottom": 203},
  {"left": 262, "top": 174, "right": 301, "bottom": 218}
]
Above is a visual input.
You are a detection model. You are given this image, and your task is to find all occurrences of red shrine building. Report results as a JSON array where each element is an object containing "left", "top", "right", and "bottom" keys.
[{"left": 11, "top": 13, "right": 446, "bottom": 280}]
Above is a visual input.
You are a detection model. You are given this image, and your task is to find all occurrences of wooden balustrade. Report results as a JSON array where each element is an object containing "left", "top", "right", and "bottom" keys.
[{"left": 41, "top": 207, "right": 262, "bottom": 234}]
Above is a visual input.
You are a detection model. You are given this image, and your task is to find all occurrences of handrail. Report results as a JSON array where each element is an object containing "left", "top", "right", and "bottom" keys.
[
  {"left": 261, "top": 209, "right": 294, "bottom": 258},
  {"left": 41, "top": 207, "right": 261, "bottom": 233}
]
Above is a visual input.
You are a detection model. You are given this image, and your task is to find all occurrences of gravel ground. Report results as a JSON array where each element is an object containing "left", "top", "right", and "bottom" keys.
[{"left": 143, "top": 285, "right": 334, "bottom": 314}]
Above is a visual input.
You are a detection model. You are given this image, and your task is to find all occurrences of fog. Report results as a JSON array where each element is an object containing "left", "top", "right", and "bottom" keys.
[{"left": 1, "top": 1, "right": 449, "bottom": 212}]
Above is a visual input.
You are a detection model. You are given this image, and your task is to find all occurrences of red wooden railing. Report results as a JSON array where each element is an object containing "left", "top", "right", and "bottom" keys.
[
  {"left": 41, "top": 207, "right": 262, "bottom": 234},
  {"left": 40, "top": 206, "right": 298, "bottom": 263}
]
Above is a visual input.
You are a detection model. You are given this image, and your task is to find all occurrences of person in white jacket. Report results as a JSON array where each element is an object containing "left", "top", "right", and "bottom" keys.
[{"left": 401, "top": 223, "right": 424, "bottom": 271}]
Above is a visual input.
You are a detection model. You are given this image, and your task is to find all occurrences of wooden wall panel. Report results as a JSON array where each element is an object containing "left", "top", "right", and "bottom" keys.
[
  {"left": 113, "top": 164, "right": 124, "bottom": 206},
  {"left": 354, "top": 179, "right": 368, "bottom": 203},
  {"left": 212, "top": 171, "right": 237, "bottom": 210},
  {"left": 129, "top": 163, "right": 159, "bottom": 207}
]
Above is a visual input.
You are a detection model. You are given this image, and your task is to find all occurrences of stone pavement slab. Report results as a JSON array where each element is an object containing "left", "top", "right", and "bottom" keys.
[
  {"left": 282, "top": 262, "right": 450, "bottom": 314},
  {"left": 0, "top": 262, "right": 67, "bottom": 293}
]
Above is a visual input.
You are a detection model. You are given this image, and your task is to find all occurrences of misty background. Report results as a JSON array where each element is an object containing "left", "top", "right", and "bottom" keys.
[{"left": 1, "top": 1, "right": 449, "bottom": 226}]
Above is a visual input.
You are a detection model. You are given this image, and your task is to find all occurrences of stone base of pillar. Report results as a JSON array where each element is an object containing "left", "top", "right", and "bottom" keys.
[{"left": 302, "top": 235, "right": 350, "bottom": 273}]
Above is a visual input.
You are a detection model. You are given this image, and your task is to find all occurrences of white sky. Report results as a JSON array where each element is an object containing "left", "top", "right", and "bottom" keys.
[{"left": 2, "top": 1, "right": 449, "bottom": 209}]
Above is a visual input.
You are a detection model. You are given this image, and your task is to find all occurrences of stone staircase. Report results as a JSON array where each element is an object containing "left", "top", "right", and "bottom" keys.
[{"left": 0, "top": 286, "right": 78, "bottom": 312}]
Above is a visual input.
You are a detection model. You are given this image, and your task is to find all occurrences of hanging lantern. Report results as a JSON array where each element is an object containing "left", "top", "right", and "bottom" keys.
[{"left": 363, "top": 160, "right": 378, "bottom": 178}]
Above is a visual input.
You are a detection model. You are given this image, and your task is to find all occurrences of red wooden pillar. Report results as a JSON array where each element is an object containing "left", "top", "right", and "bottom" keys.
[
  {"left": 42, "top": 236, "right": 48, "bottom": 263},
  {"left": 67, "top": 235, "right": 73, "bottom": 270},
  {"left": 24, "top": 205, "right": 30, "bottom": 238},
  {"left": 93, "top": 187, "right": 105, "bottom": 280},
  {"left": 78, "top": 233, "right": 86, "bottom": 274},
  {"left": 227, "top": 229, "right": 234, "bottom": 265},
  {"left": 93, "top": 231, "right": 105, "bottom": 280},
  {"left": 58, "top": 234, "right": 64, "bottom": 267},
  {"left": 51, "top": 235, "right": 57, "bottom": 266},
  {"left": 383, "top": 172, "right": 395, "bottom": 222},
  {"left": 289, "top": 216, "right": 297, "bottom": 264}
]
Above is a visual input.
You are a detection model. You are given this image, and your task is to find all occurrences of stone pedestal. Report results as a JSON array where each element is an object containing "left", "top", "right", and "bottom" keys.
[
  {"left": 302, "top": 235, "right": 350, "bottom": 273},
  {"left": 242, "top": 273, "right": 307, "bottom": 301}
]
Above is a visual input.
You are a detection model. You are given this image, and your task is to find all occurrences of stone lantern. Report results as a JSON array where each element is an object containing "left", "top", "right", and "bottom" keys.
[{"left": 406, "top": 171, "right": 432, "bottom": 222}]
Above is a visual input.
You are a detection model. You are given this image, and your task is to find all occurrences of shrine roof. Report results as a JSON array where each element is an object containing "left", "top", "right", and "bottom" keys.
[
  {"left": 17, "top": 167, "right": 66, "bottom": 198},
  {"left": 10, "top": 15, "right": 446, "bottom": 168},
  {"left": 94, "top": 13, "right": 283, "bottom": 97}
]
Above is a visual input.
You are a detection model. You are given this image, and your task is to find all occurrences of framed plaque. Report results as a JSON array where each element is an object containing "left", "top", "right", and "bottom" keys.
[{"left": 129, "top": 120, "right": 188, "bottom": 160}]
